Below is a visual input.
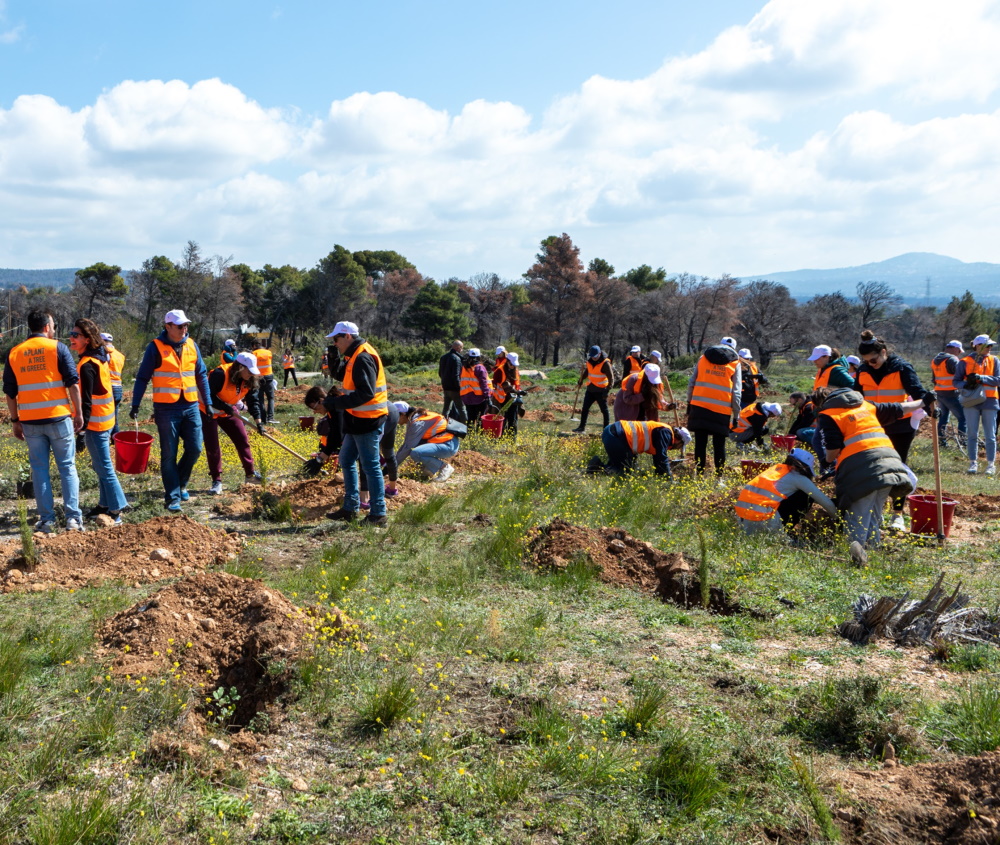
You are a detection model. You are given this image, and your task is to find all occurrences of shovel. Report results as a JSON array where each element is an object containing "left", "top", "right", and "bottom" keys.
[
  {"left": 569, "top": 383, "right": 582, "bottom": 423},
  {"left": 243, "top": 415, "right": 309, "bottom": 461}
]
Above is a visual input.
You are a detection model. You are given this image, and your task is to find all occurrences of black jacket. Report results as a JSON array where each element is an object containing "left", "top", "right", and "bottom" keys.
[
  {"left": 853, "top": 353, "right": 927, "bottom": 436},
  {"left": 438, "top": 349, "right": 463, "bottom": 392},
  {"left": 325, "top": 338, "right": 386, "bottom": 435}
]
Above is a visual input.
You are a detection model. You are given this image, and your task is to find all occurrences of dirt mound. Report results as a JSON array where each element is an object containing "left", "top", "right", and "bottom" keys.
[
  {"left": 554, "top": 385, "right": 574, "bottom": 393},
  {"left": 527, "top": 518, "right": 740, "bottom": 613},
  {"left": 838, "top": 751, "right": 1000, "bottom": 844},
  {"left": 0, "top": 516, "right": 243, "bottom": 593},
  {"left": 275, "top": 384, "right": 310, "bottom": 403},
  {"left": 524, "top": 410, "right": 557, "bottom": 422},
  {"left": 451, "top": 450, "right": 510, "bottom": 475},
  {"left": 547, "top": 402, "right": 573, "bottom": 413},
  {"left": 96, "top": 572, "right": 316, "bottom": 728}
]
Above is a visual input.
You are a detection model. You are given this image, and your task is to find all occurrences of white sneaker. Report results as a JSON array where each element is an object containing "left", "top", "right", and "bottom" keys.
[
  {"left": 210, "top": 480, "right": 224, "bottom": 495},
  {"left": 987, "top": 463, "right": 997, "bottom": 477},
  {"left": 33, "top": 520, "right": 55, "bottom": 534},
  {"left": 66, "top": 518, "right": 85, "bottom": 532},
  {"left": 968, "top": 461, "right": 979, "bottom": 474},
  {"left": 889, "top": 514, "right": 906, "bottom": 531},
  {"left": 430, "top": 463, "right": 454, "bottom": 483}
]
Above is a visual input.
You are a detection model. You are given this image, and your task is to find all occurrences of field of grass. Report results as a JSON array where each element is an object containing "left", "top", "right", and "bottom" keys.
[{"left": 0, "top": 357, "right": 998, "bottom": 844}]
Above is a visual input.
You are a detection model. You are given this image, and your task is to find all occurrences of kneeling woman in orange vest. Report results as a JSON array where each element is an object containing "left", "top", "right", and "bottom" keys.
[
  {"left": 199, "top": 352, "right": 265, "bottom": 495},
  {"left": 599, "top": 420, "right": 690, "bottom": 477},
  {"left": 731, "top": 401, "right": 782, "bottom": 447},
  {"left": 69, "top": 318, "right": 129, "bottom": 523},
  {"left": 815, "top": 386, "right": 926, "bottom": 561},
  {"left": 394, "top": 403, "right": 461, "bottom": 482},
  {"left": 736, "top": 448, "right": 837, "bottom": 538}
]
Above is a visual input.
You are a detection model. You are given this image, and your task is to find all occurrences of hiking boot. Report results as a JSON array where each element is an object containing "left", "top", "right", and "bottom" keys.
[
  {"left": 66, "top": 518, "right": 85, "bottom": 533},
  {"left": 362, "top": 514, "right": 388, "bottom": 528},
  {"left": 210, "top": 480, "right": 224, "bottom": 496},
  {"left": 430, "top": 464, "right": 454, "bottom": 483},
  {"left": 326, "top": 507, "right": 358, "bottom": 522},
  {"left": 571, "top": 427, "right": 586, "bottom": 433},
  {"left": 968, "top": 461, "right": 979, "bottom": 474},
  {"left": 849, "top": 541, "right": 868, "bottom": 567},
  {"left": 86, "top": 505, "right": 109, "bottom": 518},
  {"left": 33, "top": 520, "right": 55, "bottom": 535}
]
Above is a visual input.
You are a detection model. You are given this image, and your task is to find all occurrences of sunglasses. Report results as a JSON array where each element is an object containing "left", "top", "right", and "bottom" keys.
[
  {"left": 862, "top": 354, "right": 881, "bottom": 365},
  {"left": 68, "top": 331, "right": 82, "bottom": 338},
  {"left": 332, "top": 333, "right": 346, "bottom": 340}
]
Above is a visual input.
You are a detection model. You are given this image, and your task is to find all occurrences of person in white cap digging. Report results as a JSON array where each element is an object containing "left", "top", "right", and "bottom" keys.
[
  {"left": 614, "top": 363, "right": 674, "bottom": 423},
  {"left": 394, "top": 401, "right": 462, "bottom": 482},
  {"left": 621, "top": 345, "right": 644, "bottom": 385},
  {"left": 954, "top": 334, "right": 1000, "bottom": 475},
  {"left": 100, "top": 332, "right": 126, "bottom": 436},
  {"left": 200, "top": 351, "right": 265, "bottom": 494},
  {"left": 130, "top": 309, "right": 212, "bottom": 512},
  {"left": 735, "top": 448, "right": 838, "bottom": 539},
  {"left": 731, "top": 401, "right": 782, "bottom": 447},
  {"left": 932, "top": 340, "right": 966, "bottom": 448}
]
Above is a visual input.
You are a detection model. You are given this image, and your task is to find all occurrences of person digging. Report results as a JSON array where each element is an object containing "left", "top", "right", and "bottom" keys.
[
  {"left": 588, "top": 420, "right": 690, "bottom": 478},
  {"left": 394, "top": 402, "right": 462, "bottom": 482}
]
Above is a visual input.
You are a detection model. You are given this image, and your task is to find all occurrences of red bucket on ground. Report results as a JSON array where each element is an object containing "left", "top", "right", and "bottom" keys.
[
  {"left": 480, "top": 414, "right": 504, "bottom": 438},
  {"left": 299, "top": 416, "right": 314, "bottom": 430},
  {"left": 113, "top": 430, "right": 154, "bottom": 474},
  {"left": 740, "top": 459, "right": 771, "bottom": 480},
  {"left": 907, "top": 493, "right": 958, "bottom": 537},
  {"left": 770, "top": 434, "right": 797, "bottom": 451}
]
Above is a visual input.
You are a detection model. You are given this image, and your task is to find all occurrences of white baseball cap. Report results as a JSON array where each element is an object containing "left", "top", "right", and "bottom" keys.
[
  {"left": 326, "top": 321, "right": 359, "bottom": 338},
  {"left": 973, "top": 334, "right": 996, "bottom": 347},
  {"left": 762, "top": 402, "right": 782, "bottom": 417},
  {"left": 945, "top": 340, "right": 964, "bottom": 352},
  {"left": 643, "top": 363, "right": 663, "bottom": 384},
  {"left": 468, "top": 348, "right": 481, "bottom": 358},
  {"left": 100, "top": 332, "right": 113, "bottom": 342},
  {"left": 224, "top": 339, "right": 236, "bottom": 349},
  {"left": 164, "top": 309, "right": 191, "bottom": 326},
  {"left": 808, "top": 344, "right": 832, "bottom": 362},
  {"left": 506, "top": 352, "right": 519, "bottom": 367},
  {"left": 676, "top": 426, "right": 692, "bottom": 445},
  {"left": 650, "top": 350, "right": 662, "bottom": 361},
  {"left": 720, "top": 336, "right": 736, "bottom": 349},
  {"left": 629, "top": 345, "right": 641, "bottom": 354},
  {"left": 738, "top": 348, "right": 753, "bottom": 360},
  {"left": 846, "top": 355, "right": 861, "bottom": 366},
  {"left": 790, "top": 448, "right": 815, "bottom": 471},
  {"left": 495, "top": 346, "right": 506, "bottom": 356},
  {"left": 235, "top": 351, "right": 260, "bottom": 375},
  {"left": 393, "top": 401, "right": 411, "bottom": 414}
]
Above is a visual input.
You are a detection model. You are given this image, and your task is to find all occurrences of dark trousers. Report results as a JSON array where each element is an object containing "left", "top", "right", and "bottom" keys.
[
  {"left": 578, "top": 388, "right": 610, "bottom": 428},
  {"left": 602, "top": 425, "right": 635, "bottom": 474},
  {"left": 257, "top": 377, "right": 276, "bottom": 421},
  {"left": 283, "top": 367, "right": 298, "bottom": 387},
  {"left": 202, "top": 413, "right": 255, "bottom": 481},
  {"left": 466, "top": 401, "right": 487, "bottom": 426},
  {"left": 442, "top": 389, "right": 467, "bottom": 423},
  {"left": 777, "top": 490, "right": 811, "bottom": 528},
  {"left": 693, "top": 429, "right": 727, "bottom": 475},
  {"left": 887, "top": 428, "right": 916, "bottom": 512},
  {"left": 503, "top": 402, "right": 519, "bottom": 439}
]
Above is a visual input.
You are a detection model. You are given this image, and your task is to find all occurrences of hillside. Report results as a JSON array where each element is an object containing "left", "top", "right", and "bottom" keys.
[{"left": 0, "top": 267, "right": 78, "bottom": 290}]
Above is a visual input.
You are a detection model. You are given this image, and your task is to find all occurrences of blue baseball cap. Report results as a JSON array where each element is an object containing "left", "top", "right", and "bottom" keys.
[{"left": 588, "top": 345, "right": 601, "bottom": 358}]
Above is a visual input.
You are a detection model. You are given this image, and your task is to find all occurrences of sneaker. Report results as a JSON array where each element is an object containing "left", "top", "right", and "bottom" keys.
[
  {"left": 165, "top": 503, "right": 182, "bottom": 513},
  {"left": 180, "top": 489, "right": 190, "bottom": 502},
  {"left": 210, "top": 480, "right": 224, "bottom": 496},
  {"left": 66, "top": 518, "right": 85, "bottom": 533},
  {"left": 849, "top": 541, "right": 868, "bottom": 567},
  {"left": 988, "top": 464, "right": 997, "bottom": 477},
  {"left": 108, "top": 512, "right": 123, "bottom": 526},
  {"left": 362, "top": 514, "right": 388, "bottom": 528},
  {"left": 430, "top": 464, "right": 455, "bottom": 483},
  {"left": 326, "top": 507, "right": 358, "bottom": 522},
  {"left": 889, "top": 514, "right": 906, "bottom": 531},
  {"left": 571, "top": 427, "right": 586, "bottom": 433},
  {"left": 33, "top": 520, "right": 56, "bottom": 535},
  {"left": 245, "top": 472, "right": 262, "bottom": 484},
  {"left": 384, "top": 486, "right": 399, "bottom": 498},
  {"left": 359, "top": 501, "right": 371, "bottom": 511},
  {"left": 86, "top": 505, "right": 109, "bottom": 518}
]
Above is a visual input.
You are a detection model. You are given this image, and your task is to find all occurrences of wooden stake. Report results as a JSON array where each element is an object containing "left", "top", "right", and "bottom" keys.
[{"left": 931, "top": 406, "right": 946, "bottom": 547}]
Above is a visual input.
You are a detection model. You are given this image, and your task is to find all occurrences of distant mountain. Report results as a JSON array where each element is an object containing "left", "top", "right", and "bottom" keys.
[
  {"left": 0, "top": 268, "right": 79, "bottom": 290},
  {"left": 739, "top": 253, "right": 1000, "bottom": 303}
]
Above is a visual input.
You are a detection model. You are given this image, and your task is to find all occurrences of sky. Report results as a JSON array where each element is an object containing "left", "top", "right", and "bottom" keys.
[{"left": 3, "top": 0, "right": 1000, "bottom": 283}]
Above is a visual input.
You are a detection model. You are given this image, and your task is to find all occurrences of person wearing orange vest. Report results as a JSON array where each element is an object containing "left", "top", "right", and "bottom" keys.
[
  {"left": 492, "top": 351, "right": 522, "bottom": 439},
  {"left": 846, "top": 355, "right": 861, "bottom": 378},
  {"left": 686, "top": 339, "right": 741, "bottom": 476},
  {"left": 953, "top": 334, "right": 1000, "bottom": 476},
  {"left": 854, "top": 330, "right": 931, "bottom": 528},
  {"left": 573, "top": 345, "right": 614, "bottom": 432},
  {"left": 816, "top": 386, "right": 926, "bottom": 562},
  {"left": 71, "top": 319, "right": 129, "bottom": 523},
  {"left": 459, "top": 348, "right": 492, "bottom": 426},
  {"left": 252, "top": 343, "right": 276, "bottom": 424},
  {"left": 621, "top": 346, "right": 644, "bottom": 385},
  {"left": 395, "top": 402, "right": 461, "bottom": 481},
  {"left": 3, "top": 309, "right": 85, "bottom": 533},
  {"left": 931, "top": 340, "right": 965, "bottom": 448},
  {"left": 200, "top": 352, "right": 265, "bottom": 495},
  {"left": 596, "top": 420, "right": 690, "bottom": 477},
  {"left": 130, "top": 309, "right": 212, "bottom": 512},
  {"left": 322, "top": 321, "right": 389, "bottom": 526},
  {"left": 731, "top": 401, "right": 782, "bottom": 446},
  {"left": 321, "top": 351, "right": 330, "bottom": 381},
  {"left": 737, "top": 349, "right": 770, "bottom": 409},
  {"left": 736, "top": 449, "right": 837, "bottom": 538},
  {"left": 282, "top": 348, "right": 298, "bottom": 387},
  {"left": 808, "top": 344, "right": 854, "bottom": 391},
  {"left": 100, "top": 331, "right": 126, "bottom": 436}
]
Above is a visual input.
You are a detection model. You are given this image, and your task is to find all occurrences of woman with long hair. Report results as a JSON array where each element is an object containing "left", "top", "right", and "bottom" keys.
[
  {"left": 614, "top": 364, "right": 673, "bottom": 422},
  {"left": 282, "top": 348, "right": 298, "bottom": 386},
  {"left": 68, "top": 318, "right": 129, "bottom": 523}
]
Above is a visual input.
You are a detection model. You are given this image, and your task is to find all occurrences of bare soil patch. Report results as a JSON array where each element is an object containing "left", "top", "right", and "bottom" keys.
[
  {"left": 523, "top": 410, "right": 556, "bottom": 422},
  {"left": 838, "top": 751, "right": 1000, "bottom": 845},
  {"left": 274, "top": 384, "right": 310, "bottom": 404},
  {"left": 547, "top": 402, "right": 574, "bottom": 414},
  {"left": 0, "top": 516, "right": 243, "bottom": 592},
  {"left": 450, "top": 450, "right": 510, "bottom": 476},
  {"left": 96, "top": 571, "right": 319, "bottom": 728}
]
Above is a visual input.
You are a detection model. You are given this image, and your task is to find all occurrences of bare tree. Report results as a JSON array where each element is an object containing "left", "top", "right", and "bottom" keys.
[
  {"left": 856, "top": 281, "right": 902, "bottom": 329},
  {"left": 735, "top": 281, "right": 803, "bottom": 368}
]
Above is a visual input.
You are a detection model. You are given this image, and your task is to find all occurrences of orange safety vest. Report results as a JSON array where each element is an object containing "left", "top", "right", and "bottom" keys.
[
  {"left": 80, "top": 352, "right": 115, "bottom": 432},
  {"left": 198, "top": 363, "right": 249, "bottom": 419},
  {"left": 690, "top": 355, "right": 738, "bottom": 415},
  {"left": 107, "top": 346, "right": 125, "bottom": 387},
  {"left": 321, "top": 354, "right": 329, "bottom": 371},
  {"left": 856, "top": 369, "right": 912, "bottom": 419},
  {"left": 622, "top": 354, "right": 643, "bottom": 385},
  {"left": 342, "top": 342, "right": 388, "bottom": 419},
  {"left": 253, "top": 348, "right": 273, "bottom": 377},
  {"left": 813, "top": 365, "right": 833, "bottom": 390},
  {"left": 460, "top": 365, "right": 484, "bottom": 397},
  {"left": 735, "top": 464, "right": 792, "bottom": 521},
  {"left": 931, "top": 356, "right": 955, "bottom": 392},
  {"left": 962, "top": 355, "right": 999, "bottom": 400},
  {"left": 151, "top": 338, "right": 199, "bottom": 403},
  {"left": 819, "top": 402, "right": 894, "bottom": 467},
  {"left": 731, "top": 404, "right": 758, "bottom": 434},
  {"left": 493, "top": 363, "right": 520, "bottom": 404},
  {"left": 586, "top": 360, "right": 610, "bottom": 389},
  {"left": 620, "top": 421, "right": 673, "bottom": 454},
  {"left": 319, "top": 411, "right": 334, "bottom": 450},
  {"left": 414, "top": 411, "right": 452, "bottom": 444},
  {"left": 282, "top": 353, "right": 295, "bottom": 370},
  {"left": 9, "top": 337, "right": 72, "bottom": 422}
]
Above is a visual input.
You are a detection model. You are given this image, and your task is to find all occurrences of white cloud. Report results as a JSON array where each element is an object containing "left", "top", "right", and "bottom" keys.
[{"left": 0, "top": 0, "right": 23, "bottom": 44}]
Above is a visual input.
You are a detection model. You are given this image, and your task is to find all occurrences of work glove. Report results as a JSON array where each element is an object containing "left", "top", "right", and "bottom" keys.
[
  {"left": 129, "top": 407, "right": 139, "bottom": 421},
  {"left": 301, "top": 457, "right": 324, "bottom": 477},
  {"left": 256, "top": 420, "right": 265, "bottom": 435}
]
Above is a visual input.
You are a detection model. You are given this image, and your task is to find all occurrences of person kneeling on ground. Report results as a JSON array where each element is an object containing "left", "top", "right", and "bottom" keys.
[
  {"left": 731, "top": 401, "right": 782, "bottom": 447},
  {"left": 593, "top": 420, "right": 690, "bottom": 478},
  {"left": 788, "top": 392, "right": 817, "bottom": 444},
  {"left": 735, "top": 448, "right": 837, "bottom": 538},
  {"left": 303, "top": 386, "right": 343, "bottom": 475},
  {"left": 394, "top": 402, "right": 461, "bottom": 482}
]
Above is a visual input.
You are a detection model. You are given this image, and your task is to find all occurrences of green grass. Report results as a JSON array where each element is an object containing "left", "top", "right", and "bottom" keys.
[{"left": 929, "top": 676, "right": 1000, "bottom": 754}]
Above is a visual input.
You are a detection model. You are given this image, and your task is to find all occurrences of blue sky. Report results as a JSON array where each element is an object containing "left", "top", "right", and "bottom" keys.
[{"left": 3, "top": 0, "right": 1000, "bottom": 283}]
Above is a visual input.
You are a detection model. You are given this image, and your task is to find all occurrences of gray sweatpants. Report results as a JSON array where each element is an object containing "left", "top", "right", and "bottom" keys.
[{"left": 845, "top": 488, "right": 891, "bottom": 548}]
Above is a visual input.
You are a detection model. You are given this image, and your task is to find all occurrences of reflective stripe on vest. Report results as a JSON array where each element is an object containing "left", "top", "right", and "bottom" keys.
[
  {"left": 282, "top": 354, "right": 294, "bottom": 370},
  {"left": 962, "top": 355, "right": 999, "bottom": 400},
  {"left": 80, "top": 353, "right": 115, "bottom": 432},
  {"left": 620, "top": 420, "right": 672, "bottom": 455},
  {"left": 820, "top": 402, "right": 894, "bottom": 466},
  {"left": 857, "top": 370, "right": 911, "bottom": 418},
  {"left": 931, "top": 357, "right": 955, "bottom": 392},
  {"left": 10, "top": 337, "right": 72, "bottom": 421},
  {"left": 735, "top": 464, "right": 791, "bottom": 521},
  {"left": 198, "top": 363, "right": 249, "bottom": 419},
  {"left": 253, "top": 349, "right": 273, "bottom": 376},
  {"left": 108, "top": 348, "right": 125, "bottom": 386},
  {"left": 587, "top": 360, "right": 609, "bottom": 389},
  {"left": 342, "top": 342, "right": 388, "bottom": 418},
  {"left": 732, "top": 404, "right": 757, "bottom": 434},
  {"left": 415, "top": 412, "right": 452, "bottom": 444},
  {"left": 460, "top": 365, "right": 483, "bottom": 397},
  {"left": 690, "top": 355, "right": 738, "bottom": 414},
  {"left": 151, "top": 338, "right": 199, "bottom": 403},
  {"left": 493, "top": 363, "right": 519, "bottom": 405}
]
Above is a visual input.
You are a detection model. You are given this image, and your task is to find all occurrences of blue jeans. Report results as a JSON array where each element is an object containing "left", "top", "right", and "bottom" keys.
[
  {"left": 340, "top": 421, "right": 386, "bottom": 517},
  {"left": 602, "top": 424, "right": 635, "bottom": 474},
  {"left": 409, "top": 437, "right": 459, "bottom": 475},
  {"left": 964, "top": 406, "right": 998, "bottom": 463},
  {"left": 936, "top": 391, "right": 966, "bottom": 441},
  {"left": 154, "top": 402, "right": 203, "bottom": 507},
  {"left": 110, "top": 385, "right": 123, "bottom": 437},
  {"left": 85, "top": 429, "right": 129, "bottom": 513},
  {"left": 257, "top": 377, "right": 276, "bottom": 421},
  {"left": 22, "top": 417, "right": 82, "bottom": 525}
]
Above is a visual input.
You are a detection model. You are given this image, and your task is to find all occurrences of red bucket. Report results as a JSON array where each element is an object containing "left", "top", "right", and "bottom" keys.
[
  {"left": 770, "top": 435, "right": 797, "bottom": 451},
  {"left": 481, "top": 414, "right": 504, "bottom": 438},
  {"left": 907, "top": 493, "right": 958, "bottom": 537},
  {"left": 740, "top": 459, "right": 771, "bottom": 480},
  {"left": 299, "top": 416, "right": 314, "bottom": 430},
  {"left": 113, "top": 430, "right": 154, "bottom": 474}
]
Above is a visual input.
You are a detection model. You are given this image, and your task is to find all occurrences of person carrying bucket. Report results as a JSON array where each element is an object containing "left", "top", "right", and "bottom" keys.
[
  {"left": 395, "top": 402, "right": 462, "bottom": 482},
  {"left": 70, "top": 319, "right": 130, "bottom": 524},
  {"left": 130, "top": 309, "right": 212, "bottom": 513},
  {"left": 492, "top": 350, "right": 522, "bottom": 439}
]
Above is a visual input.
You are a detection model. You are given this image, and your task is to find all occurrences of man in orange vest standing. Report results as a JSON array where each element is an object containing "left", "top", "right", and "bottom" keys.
[
  {"left": 322, "top": 321, "right": 389, "bottom": 527},
  {"left": 252, "top": 341, "right": 276, "bottom": 423},
  {"left": 573, "top": 345, "right": 614, "bottom": 432},
  {"left": 2, "top": 309, "right": 86, "bottom": 533},
  {"left": 932, "top": 340, "right": 965, "bottom": 448},
  {"left": 100, "top": 332, "right": 126, "bottom": 436},
  {"left": 129, "top": 309, "right": 212, "bottom": 512}
]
